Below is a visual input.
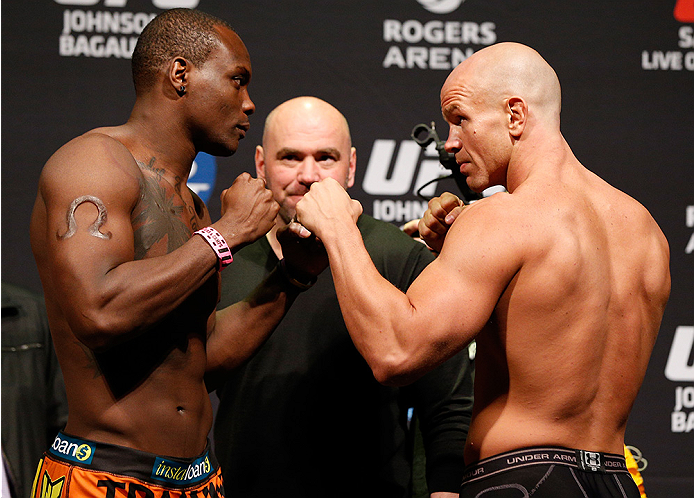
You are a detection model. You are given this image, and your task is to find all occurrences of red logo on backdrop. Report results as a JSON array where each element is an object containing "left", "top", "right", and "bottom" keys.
[{"left": 675, "top": 0, "right": 694, "bottom": 22}]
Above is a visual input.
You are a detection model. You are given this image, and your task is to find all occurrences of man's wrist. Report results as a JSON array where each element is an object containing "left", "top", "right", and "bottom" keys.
[
  {"left": 277, "top": 258, "right": 316, "bottom": 291},
  {"left": 194, "top": 226, "right": 233, "bottom": 271}
]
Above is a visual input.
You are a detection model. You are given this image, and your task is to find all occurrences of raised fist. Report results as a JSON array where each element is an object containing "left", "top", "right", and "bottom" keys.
[
  {"left": 216, "top": 172, "right": 279, "bottom": 250},
  {"left": 294, "top": 178, "right": 362, "bottom": 241},
  {"left": 418, "top": 192, "right": 464, "bottom": 253}
]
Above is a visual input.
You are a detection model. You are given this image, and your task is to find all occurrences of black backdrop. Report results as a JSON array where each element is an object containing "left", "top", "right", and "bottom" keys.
[{"left": 2, "top": 1, "right": 692, "bottom": 495}]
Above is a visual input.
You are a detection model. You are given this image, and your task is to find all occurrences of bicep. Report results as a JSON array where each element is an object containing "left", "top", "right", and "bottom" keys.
[
  {"left": 405, "top": 201, "right": 522, "bottom": 354},
  {"left": 39, "top": 137, "right": 142, "bottom": 312}
]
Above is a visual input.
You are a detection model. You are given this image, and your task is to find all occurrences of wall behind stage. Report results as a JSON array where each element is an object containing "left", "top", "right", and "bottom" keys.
[{"left": 2, "top": 0, "right": 692, "bottom": 494}]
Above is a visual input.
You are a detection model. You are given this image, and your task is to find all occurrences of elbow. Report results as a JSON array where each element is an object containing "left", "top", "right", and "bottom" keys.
[
  {"left": 370, "top": 354, "right": 420, "bottom": 387},
  {"left": 71, "top": 307, "right": 130, "bottom": 352},
  {"left": 77, "top": 332, "right": 114, "bottom": 353}
]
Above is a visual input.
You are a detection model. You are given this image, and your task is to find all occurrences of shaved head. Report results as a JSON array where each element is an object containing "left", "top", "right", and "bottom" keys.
[
  {"left": 439, "top": 42, "right": 564, "bottom": 191},
  {"left": 263, "top": 96, "right": 352, "bottom": 148},
  {"left": 442, "top": 42, "right": 562, "bottom": 127}
]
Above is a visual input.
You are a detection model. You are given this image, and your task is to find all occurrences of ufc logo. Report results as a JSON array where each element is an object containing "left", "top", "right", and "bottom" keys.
[{"left": 665, "top": 326, "right": 694, "bottom": 382}]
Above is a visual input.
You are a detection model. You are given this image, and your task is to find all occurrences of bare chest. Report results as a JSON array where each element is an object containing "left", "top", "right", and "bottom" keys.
[{"left": 131, "top": 166, "right": 208, "bottom": 260}]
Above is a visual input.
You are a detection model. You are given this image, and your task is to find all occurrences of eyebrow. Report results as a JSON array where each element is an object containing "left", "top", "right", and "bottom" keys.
[
  {"left": 275, "top": 147, "right": 341, "bottom": 160},
  {"left": 442, "top": 103, "right": 461, "bottom": 117},
  {"left": 316, "top": 147, "right": 341, "bottom": 160}
]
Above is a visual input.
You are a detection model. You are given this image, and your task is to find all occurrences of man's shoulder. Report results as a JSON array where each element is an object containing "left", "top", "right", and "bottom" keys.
[
  {"left": 442, "top": 190, "right": 530, "bottom": 262},
  {"left": 59, "top": 128, "right": 130, "bottom": 154},
  {"left": 39, "top": 129, "right": 142, "bottom": 201},
  {"left": 452, "top": 191, "right": 518, "bottom": 229},
  {"left": 44, "top": 129, "right": 138, "bottom": 177}
]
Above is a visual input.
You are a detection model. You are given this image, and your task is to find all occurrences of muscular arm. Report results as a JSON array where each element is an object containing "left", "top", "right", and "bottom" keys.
[
  {"left": 31, "top": 133, "right": 275, "bottom": 352},
  {"left": 295, "top": 178, "right": 520, "bottom": 386},
  {"left": 205, "top": 267, "right": 297, "bottom": 379},
  {"left": 206, "top": 224, "right": 328, "bottom": 381}
]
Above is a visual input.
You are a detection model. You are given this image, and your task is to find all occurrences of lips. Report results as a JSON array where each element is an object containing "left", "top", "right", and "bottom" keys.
[{"left": 236, "top": 122, "right": 250, "bottom": 137}]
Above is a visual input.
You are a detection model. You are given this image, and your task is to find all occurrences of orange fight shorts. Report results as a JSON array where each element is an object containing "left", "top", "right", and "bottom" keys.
[{"left": 31, "top": 432, "right": 225, "bottom": 498}]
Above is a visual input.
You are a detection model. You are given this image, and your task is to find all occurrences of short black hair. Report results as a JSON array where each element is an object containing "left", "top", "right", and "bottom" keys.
[{"left": 131, "top": 8, "right": 235, "bottom": 93}]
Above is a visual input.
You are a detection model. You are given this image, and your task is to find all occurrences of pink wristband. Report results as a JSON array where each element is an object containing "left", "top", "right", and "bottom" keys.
[{"left": 194, "top": 227, "right": 233, "bottom": 271}]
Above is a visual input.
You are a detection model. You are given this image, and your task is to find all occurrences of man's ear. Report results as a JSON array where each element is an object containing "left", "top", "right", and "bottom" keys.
[
  {"left": 169, "top": 57, "right": 188, "bottom": 97},
  {"left": 255, "top": 145, "right": 266, "bottom": 179},
  {"left": 508, "top": 97, "right": 527, "bottom": 138},
  {"left": 346, "top": 147, "right": 357, "bottom": 188}
]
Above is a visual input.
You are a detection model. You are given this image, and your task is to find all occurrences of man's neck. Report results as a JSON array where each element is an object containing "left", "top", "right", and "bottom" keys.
[{"left": 125, "top": 101, "right": 197, "bottom": 181}]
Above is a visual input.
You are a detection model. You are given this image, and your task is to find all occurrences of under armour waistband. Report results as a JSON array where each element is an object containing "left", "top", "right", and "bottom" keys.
[
  {"left": 461, "top": 446, "right": 629, "bottom": 484},
  {"left": 47, "top": 431, "right": 218, "bottom": 488}
]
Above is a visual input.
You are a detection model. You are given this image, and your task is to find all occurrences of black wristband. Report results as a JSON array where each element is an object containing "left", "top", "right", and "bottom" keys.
[{"left": 278, "top": 259, "right": 317, "bottom": 291}]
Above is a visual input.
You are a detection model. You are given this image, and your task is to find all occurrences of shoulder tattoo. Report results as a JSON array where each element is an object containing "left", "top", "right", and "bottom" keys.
[{"left": 58, "top": 195, "right": 112, "bottom": 240}]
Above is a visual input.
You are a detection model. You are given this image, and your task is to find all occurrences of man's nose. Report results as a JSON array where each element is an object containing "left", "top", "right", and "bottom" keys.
[
  {"left": 297, "top": 158, "right": 321, "bottom": 184},
  {"left": 444, "top": 127, "right": 462, "bottom": 154},
  {"left": 242, "top": 89, "right": 255, "bottom": 116}
]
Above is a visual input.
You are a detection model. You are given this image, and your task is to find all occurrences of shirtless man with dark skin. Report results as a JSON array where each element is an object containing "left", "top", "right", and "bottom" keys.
[
  {"left": 292, "top": 42, "right": 671, "bottom": 497},
  {"left": 29, "top": 9, "right": 320, "bottom": 497}
]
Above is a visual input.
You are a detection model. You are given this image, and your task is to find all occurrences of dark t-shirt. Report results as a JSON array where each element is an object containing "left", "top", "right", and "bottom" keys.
[{"left": 214, "top": 215, "right": 473, "bottom": 497}]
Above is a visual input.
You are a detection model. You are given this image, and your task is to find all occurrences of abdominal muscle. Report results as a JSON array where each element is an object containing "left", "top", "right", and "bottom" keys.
[{"left": 57, "top": 323, "right": 213, "bottom": 458}]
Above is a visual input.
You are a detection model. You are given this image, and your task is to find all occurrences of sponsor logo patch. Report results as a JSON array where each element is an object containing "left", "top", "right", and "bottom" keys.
[
  {"left": 49, "top": 434, "right": 95, "bottom": 465},
  {"left": 151, "top": 455, "right": 212, "bottom": 485}
]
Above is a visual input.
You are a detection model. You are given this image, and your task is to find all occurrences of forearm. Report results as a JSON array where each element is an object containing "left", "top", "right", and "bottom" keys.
[
  {"left": 62, "top": 235, "right": 218, "bottom": 350},
  {"left": 322, "top": 221, "right": 428, "bottom": 385},
  {"left": 206, "top": 265, "right": 300, "bottom": 379}
]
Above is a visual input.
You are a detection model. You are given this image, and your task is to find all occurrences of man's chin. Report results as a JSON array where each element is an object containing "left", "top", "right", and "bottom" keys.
[
  {"left": 279, "top": 209, "right": 295, "bottom": 226},
  {"left": 200, "top": 145, "right": 235, "bottom": 158},
  {"left": 200, "top": 137, "right": 241, "bottom": 157}
]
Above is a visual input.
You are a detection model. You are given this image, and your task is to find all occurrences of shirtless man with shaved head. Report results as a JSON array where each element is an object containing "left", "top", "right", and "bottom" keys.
[{"left": 291, "top": 43, "right": 671, "bottom": 497}]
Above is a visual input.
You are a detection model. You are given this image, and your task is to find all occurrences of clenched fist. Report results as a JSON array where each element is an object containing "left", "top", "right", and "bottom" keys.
[
  {"left": 215, "top": 172, "right": 279, "bottom": 251},
  {"left": 418, "top": 192, "right": 464, "bottom": 253},
  {"left": 294, "top": 178, "right": 362, "bottom": 241}
]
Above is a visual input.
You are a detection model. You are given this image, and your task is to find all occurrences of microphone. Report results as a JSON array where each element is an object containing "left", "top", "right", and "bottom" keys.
[{"left": 411, "top": 121, "right": 482, "bottom": 205}]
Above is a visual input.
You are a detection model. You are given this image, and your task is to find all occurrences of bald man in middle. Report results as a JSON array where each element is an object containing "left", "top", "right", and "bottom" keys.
[{"left": 213, "top": 97, "right": 474, "bottom": 498}]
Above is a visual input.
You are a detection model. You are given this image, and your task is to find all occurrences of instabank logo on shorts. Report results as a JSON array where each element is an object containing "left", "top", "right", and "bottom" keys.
[{"left": 151, "top": 455, "right": 212, "bottom": 485}]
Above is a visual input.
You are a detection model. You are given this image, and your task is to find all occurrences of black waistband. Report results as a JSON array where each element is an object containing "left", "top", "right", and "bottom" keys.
[
  {"left": 461, "top": 446, "right": 629, "bottom": 484},
  {"left": 47, "top": 432, "right": 219, "bottom": 488}
]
